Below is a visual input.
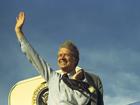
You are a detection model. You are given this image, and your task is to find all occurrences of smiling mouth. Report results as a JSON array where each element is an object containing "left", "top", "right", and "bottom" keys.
[{"left": 59, "top": 60, "right": 67, "bottom": 65}]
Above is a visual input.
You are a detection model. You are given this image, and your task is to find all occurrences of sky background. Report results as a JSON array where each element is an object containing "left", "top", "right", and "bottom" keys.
[{"left": 0, "top": 0, "right": 140, "bottom": 105}]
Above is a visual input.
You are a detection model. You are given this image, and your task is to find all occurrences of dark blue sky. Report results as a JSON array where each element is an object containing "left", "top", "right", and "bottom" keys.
[{"left": 0, "top": 0, "right": 140, "bottom": 105}]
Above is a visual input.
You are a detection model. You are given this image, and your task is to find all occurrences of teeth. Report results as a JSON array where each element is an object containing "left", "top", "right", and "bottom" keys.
[
  {"left": 60, "top": 60, "right": 66, "bottom": 65},
  {"left": 61, "top": 61, "right": 66, "bottom": 64}
]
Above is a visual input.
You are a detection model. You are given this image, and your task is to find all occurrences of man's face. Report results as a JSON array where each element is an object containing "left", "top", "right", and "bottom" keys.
[{"left": 57, "top": 48, "right": 76, "bottom": 73}]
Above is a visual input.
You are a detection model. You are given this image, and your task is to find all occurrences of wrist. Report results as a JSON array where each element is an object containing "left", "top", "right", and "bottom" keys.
[{"left": 15, "top": 27, "right": 22, "bottom": 32}]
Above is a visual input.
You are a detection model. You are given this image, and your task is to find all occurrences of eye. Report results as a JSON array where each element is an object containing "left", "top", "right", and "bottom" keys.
[{"left": 58, "top": 54, "right": 63, "bottom": 58}]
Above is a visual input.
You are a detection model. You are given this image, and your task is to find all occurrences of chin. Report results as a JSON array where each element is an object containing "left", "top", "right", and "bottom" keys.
[
  {"left": 60, "top": 66, "right": 67, "bottom": 70},
  {"left": 60, "top": 66, "right": 70, "bottom": 72}
]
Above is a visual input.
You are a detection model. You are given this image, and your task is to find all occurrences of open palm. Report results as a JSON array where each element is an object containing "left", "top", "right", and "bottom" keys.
[{"left": 15, "top": 12, "right": 25, "bottom": 29}]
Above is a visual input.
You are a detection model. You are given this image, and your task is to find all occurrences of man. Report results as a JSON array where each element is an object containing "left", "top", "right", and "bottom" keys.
[{"left": 15, "top": 11, "right": 104, "bottom": 105}]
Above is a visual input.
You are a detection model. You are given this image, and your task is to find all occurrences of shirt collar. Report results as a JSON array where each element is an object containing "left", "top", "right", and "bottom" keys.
[{"left": 56, "top": 66, "right": 83, "bottom": 79}]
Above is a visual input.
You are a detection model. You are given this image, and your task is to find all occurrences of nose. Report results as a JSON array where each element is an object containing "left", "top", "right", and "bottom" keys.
[{"left": 59, "top": 54, "right": 65, "bottom": 59}]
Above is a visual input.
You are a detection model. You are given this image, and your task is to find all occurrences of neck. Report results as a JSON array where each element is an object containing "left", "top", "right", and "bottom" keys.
[{"left": 61, "top": 68, "right": 76, "bottom": 74}]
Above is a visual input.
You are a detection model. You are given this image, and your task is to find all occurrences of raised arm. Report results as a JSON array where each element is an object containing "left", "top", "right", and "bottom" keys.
[{"left": 15, "top": 12, "right": 52, "bottom": 82}]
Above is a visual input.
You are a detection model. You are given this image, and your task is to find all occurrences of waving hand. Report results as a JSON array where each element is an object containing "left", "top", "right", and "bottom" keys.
[{"left": 15, "top": 12, "right": 26, "bottom": 40}]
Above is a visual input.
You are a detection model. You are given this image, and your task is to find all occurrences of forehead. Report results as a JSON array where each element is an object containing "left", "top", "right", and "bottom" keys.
[{"left": 58, "top": 48, "right": 73, "bottom": 54}]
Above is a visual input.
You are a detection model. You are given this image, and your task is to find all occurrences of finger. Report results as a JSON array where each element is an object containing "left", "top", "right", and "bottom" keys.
[
  {"left": 20, "top": 12, "right": 25, "bottom": 20},
  {"left": 18, "top": 12, "right": 22, "bottom": 18}
]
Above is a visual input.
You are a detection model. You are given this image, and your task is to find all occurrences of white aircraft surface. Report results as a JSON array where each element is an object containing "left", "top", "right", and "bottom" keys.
[{"left": 8, "top": 76, "right": 48, "bottom": 105}]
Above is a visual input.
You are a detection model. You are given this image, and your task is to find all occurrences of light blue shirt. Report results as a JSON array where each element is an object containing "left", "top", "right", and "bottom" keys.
[{"left": 19, "top": 37, "right": 90, "bottom": 105}]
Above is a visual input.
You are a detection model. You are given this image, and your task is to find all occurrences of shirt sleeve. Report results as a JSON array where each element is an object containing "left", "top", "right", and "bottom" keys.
[{"left": 19, "top": 36, "right": 52, "bottom": 82}]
